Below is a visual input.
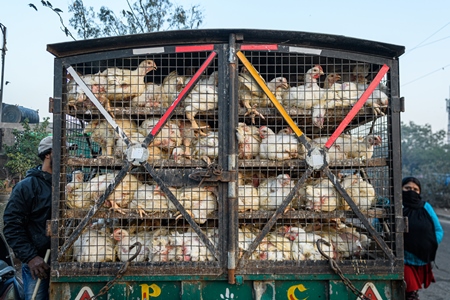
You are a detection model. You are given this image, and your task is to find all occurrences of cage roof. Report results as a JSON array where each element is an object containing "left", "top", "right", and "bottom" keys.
[{"left": 47, "top": 29, "right": 405, "bottom": 59}]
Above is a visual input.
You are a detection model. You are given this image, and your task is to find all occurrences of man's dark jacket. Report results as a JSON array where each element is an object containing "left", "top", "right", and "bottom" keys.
[{"left": 3, "top": 166, "right": 51, "bottom": 264}]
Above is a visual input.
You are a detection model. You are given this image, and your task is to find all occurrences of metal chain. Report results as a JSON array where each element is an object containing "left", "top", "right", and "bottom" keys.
[
  {"left": 316, "top": 239, "right": 370, "bottom": 300},
  {"left": 90, "top": 242, "right": 142, "bottom": 300}
]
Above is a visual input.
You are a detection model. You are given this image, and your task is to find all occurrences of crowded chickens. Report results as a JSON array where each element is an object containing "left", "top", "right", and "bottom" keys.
[{"left": 63, "top": 55, "right": 390, "bottom": 265}]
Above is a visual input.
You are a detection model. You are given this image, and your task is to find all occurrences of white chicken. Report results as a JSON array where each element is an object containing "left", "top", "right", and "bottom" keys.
[
  {"left": 130, "top": 82, "right": 162, "bottom": 108},
  {"left": 303, "top": 178, "right": 339, "bottom": 212},
  {"left": 337, "top": 81, "right": 359, "bottom": 103},
  {"left": 176, "top": 186, "right": 218, "bottom": 224},
  {"left": 191, "top": 131, "right": 219, "bottom": 164},
  {"left": 322, "top": 73, "right": 342, "bottom": 92},
  {"left": 112, "top": 229, "right": 150, "bottom": 262},
  {"left": 66, "top": 170, "right": 92, "bottom": 209},
  {"left": 101, "top": 59, "right": 157, "bottom": 100},
  {"left": 259, "top": 126, "right": 299, "bottom": 161},
  {"left": 172, "top": 229, "right": 216, "bottom": 262},
  {"left": 314, "top": 224, "right": 370, "bottom": 259},
  {"left": 258, "top": 174, "right": 294, "bottom": 211},
  {"left": 83, "top": 120, "right": 116, "bottom": 158},
  {"left": 104, "top": 173, "right": 141, "bottom": 214},
  {"left": 184, "top": 71, "right": 218, "bottom": 135},
  {"left": 238, "top": 69, "right": 289, "bottom": 123},
  {"left": 354, "top": 74, "right": 389, "bottom": 116},
  {"left": 83, "top": 119, "right": 139, "bottom": 158},
  {"left": 66, "top": 72, "right": 114, "bottom": 117},
  {"left": 128, "top": 184, "right": 177, "bottom": 217},
  {"left": 256, "top": 232, "right": 290, "bottom": 261},
  {"left": 73, "top": 228, "right": 115, "bottom": 262},
  {"left": 308, "top": 136, "right": 346, "bottom": 162},
  {"left": 313, "top": 134, "right": 382, "bottom": 160},
  {"left": 238, "top": 226, "right": 259, "bottom": 260},
  {"left": 288, "top": 226, "right": 335, "bottom": 261},
  {"left": 283, "top": 65, "right": 324, "bottom": 110},
  {"left": 277, "top": 127, "right": 307, "bottom": 159},
  {"left": 240, "top": 226, "right": 290, "bottom": 261},
  {"left": 84, "top": 171, "right": 118, "bottom": 201},
  {"left": 150, "top": 234, "right": 177, "bottom": 262},
  {"left": 171, "top": 119, "right": 211, "bottom": 160},
  {"left": 236, "top": 123, "right": 261, "bottom": 160},
  {"left": 237, "top": 172, "right": 259, "bottom": 212},
  {"left": 139, "top": 117, "right": 182, "bottom": 153},
  {"left": 340, "top": 174, "right": 377, "bottom": 210},
  {"left": 161, "top": 71, "right": 186, "bottom": 108}
]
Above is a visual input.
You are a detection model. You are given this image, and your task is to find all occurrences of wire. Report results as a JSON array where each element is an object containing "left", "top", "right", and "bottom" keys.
[
  {"left": 401, "top": 63, "right": 450, "bottom": 87},
  {"left": 409, "top": 35, "right": 450, "bottom": 50},
  {"left": 403, "top": 21, "right": 450, "bottom": 56}
]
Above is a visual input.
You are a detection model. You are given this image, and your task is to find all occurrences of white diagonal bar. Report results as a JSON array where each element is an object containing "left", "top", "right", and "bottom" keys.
[{"left": 66, "top": 66, "right": 129, "bottom": 142}]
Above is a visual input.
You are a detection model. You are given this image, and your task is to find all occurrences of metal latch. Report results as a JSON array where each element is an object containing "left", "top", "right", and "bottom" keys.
[{"left": 189, "top": 163, "right": 236, "bottom": 184}]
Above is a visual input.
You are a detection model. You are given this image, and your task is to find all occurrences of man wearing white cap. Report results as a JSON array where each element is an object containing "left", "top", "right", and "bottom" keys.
[{"left": 3, "top": 136, "right": 53, "bottom": 300}]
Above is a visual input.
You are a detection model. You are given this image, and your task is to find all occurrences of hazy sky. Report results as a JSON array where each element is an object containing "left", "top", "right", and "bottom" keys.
[{"left": 1, "top": 1, "right": 450, "bottom": 132}]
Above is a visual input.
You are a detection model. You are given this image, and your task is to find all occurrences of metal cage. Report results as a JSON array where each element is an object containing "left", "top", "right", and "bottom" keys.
[{"left": 47, "top": 29, "right": 405, "bottom": 299}]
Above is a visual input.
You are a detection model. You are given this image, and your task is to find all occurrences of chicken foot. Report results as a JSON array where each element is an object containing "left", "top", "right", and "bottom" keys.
[
  {"left": 243, "top": 101, "right": 265, "bottom": 124},
  {"left": 186, "top": 112, "right": 209, "bottom": 136},
  {"left": 108, "top": 200, "right": 128, "bottom": 215},
  {"left": 174, "top": 209, "right": 195, "bottom": 221}
]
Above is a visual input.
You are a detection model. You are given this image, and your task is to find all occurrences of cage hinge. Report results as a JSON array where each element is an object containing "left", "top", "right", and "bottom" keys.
[
  {"left": 47, "top": 219, "right": 59, "bottom": 237},
  {"left": 48, "top": 97, "right": 54, "bottom": 113},
  {"left": 396, "top": 216, "right": 409, "bottom": 233}
]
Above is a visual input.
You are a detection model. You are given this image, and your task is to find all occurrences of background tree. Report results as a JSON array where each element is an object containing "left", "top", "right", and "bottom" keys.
[
  {"left": 4, "top": 118, "right": 51, "bottom": 181},
  {"left": 30, "top": 0, "right": 204, "bottom": 39},
  {"left": 401, "top": 121, "right": 450, "bottom": 207}
]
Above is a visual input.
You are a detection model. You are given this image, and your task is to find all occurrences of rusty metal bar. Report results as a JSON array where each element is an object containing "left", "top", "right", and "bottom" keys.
[{"left": 227, "top": 33, "right": 238, "bottom": 284}]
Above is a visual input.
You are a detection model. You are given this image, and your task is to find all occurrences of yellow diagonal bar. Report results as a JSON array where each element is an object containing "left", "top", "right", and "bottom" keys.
[{"left": 236, "top": 51, "right": 304, "bottom": 138}]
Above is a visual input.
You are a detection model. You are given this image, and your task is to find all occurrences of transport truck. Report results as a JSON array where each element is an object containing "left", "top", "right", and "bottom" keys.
[{"left": 45, "top": 29, "right": 405, "bottom": 299}]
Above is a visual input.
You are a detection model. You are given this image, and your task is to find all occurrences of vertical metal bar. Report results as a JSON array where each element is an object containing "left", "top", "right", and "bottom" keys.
[
  {"left": 218, "top": 43, "right": 230, "bottom": 269},
  {"left": 0, "top": 24, "right": 6, "bottom": 122},
  {"left": 227, "top": 34, "right": 238, "bottom": 284},
  {"left": 50, "top": 59, "right": 63, "bottom": 270},
  {"left": 388, "top": 59, "right": 404, "bottom": 262}
]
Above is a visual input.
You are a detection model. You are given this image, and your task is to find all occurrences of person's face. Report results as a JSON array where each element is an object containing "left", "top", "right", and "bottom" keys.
[{"left": 402, "top": 182, "right": 420, "bottom": 194}]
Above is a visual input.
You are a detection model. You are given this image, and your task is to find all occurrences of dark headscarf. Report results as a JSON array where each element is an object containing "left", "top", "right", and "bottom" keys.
[
  {"left": 402, "top": 177, "right": 424, "bottom": 209},
  {"left": 402, "top": 177, "right": 421, "bottom": 193}
]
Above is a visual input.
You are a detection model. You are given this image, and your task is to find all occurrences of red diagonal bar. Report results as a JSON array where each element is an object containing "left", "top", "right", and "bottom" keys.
[
  {"left": 150, "top": 51, "right": 217, "bottom": 136},
  {"left": 324, "top": 64, "right": 390, "bottom": 149}
]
